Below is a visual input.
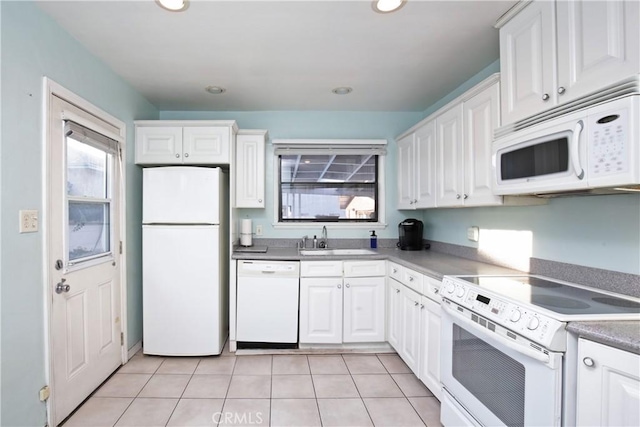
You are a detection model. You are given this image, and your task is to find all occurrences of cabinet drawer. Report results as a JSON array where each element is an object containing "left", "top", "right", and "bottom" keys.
[
  {"left": 388, "top": 261, "right": 403, "bottom": 281},
  {"left": 423, "top": 275, "right": 442, "bottom": 303},
  {"left": 301, "top": 261, "right": 343, "bottom": 277},
  {"left": 344, "top": 260, "right": 385, "bottom": 277},
  {"left": 402, "top": 268, "right": 423, "bottom": 294}
]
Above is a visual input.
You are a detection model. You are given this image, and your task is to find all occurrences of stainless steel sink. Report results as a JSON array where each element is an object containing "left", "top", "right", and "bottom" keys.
[{"left": 299, "top": 248, "right": 377, "bottom": 256}]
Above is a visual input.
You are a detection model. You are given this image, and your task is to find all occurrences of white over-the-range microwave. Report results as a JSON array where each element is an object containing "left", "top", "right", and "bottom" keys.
[{"left": 492, "top": 95, "right": 639, "bottom": 196}]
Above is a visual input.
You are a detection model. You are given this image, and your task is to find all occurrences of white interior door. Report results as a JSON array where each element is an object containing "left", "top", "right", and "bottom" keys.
[{"left": 48, "top": 95, "right": 123, "bottom": 425}]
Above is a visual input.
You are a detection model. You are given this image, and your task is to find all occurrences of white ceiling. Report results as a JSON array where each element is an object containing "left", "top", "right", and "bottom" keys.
[{"left": 36, "top": 0, "right": 515, "bottom": 112}]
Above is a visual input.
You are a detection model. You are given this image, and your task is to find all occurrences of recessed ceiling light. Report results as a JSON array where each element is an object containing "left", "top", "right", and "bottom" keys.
[
  {"left": 372, "top": 0, "right": 406, "bottom": 13},
  {"left": 156, "top": 0, "right": 189, "bottom": 12},
  {"left": 332, "top": 87, "right": 353, "bottom": 95},
  {"left": 205, "top": 86, "right": 226, "bottom": 95}
]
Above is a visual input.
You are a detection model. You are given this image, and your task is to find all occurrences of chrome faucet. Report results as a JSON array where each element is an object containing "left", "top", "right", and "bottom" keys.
[
  {"left": 299, "top": 235, "right": 308, "bottom": 249},
  {"left": 319, "top": 226, "right": 328, "bottom": 248}
]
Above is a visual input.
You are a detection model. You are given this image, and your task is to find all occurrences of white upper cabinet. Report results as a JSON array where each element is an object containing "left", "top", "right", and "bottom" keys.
[
  {"left": 436, "top": 104, "right": 465, "bottom": 207},
  {"left": 397, "top": 75, "right": 503, "bottom": 209},
  {"left": 397, "top": 133, "right": 415, "bottom": 210},
  {"left": 135, "top": 121, "right": 237, "bottom": 165},
  {"left": 463, "top": 80, "right": 502, "bottom": 206},
  {"left": 397, "top": 122, "right": 436, "bottom": 210},
  {"left": 499, "top": 0, "right": 639, "bottom": 125},
  {"left": 436, "top": 77, "right": 502, "bottom": 208},
  {"left": 235, "top": 130, "right": 267, "bottom": 208}
]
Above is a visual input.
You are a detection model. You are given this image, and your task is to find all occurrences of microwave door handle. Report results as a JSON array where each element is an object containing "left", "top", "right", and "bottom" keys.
[
  {"left": 572, "top": 120, "right": 585, "bottom": 180},
  {"left": 441, "top": 303, "right": 551, "bottom": 365}
]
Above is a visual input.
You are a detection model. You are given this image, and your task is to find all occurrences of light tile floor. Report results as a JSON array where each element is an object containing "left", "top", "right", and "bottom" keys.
[{"left": 63, "top": 346, "right": 442, "bottom": 427}]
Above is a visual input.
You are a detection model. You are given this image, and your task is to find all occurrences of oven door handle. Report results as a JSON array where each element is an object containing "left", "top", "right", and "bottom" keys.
[{"left": 442, "top": 303, "right": 551, "bottom": 365}]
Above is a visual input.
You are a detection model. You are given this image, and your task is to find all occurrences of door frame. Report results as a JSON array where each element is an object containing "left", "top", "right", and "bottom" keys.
[{"left": 42, "top": 78, "right": 129, "bottom": 425}]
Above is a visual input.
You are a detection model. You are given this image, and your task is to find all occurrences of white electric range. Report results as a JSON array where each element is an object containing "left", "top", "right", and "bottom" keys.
[{"left": 439, "top": 274, "right": 640, "bottom": 427}]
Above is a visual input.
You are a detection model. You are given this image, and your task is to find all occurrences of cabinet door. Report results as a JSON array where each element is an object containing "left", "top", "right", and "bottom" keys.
[
  {"left": 419, "top": 296, "right": 442, "bottom": 400},
  {"left": 299, "top": 278, "right": 343, "bottom": 344},
  {"left": 235, "top": 132, "right": 265, "bottom": 208},
  {"left": 400, "top": 286, "right": 422, "bottom": 375},
  {"left": 397, "top": 133, "right": 416, "bottom": 209},
  {"left": 386, "top": 279, "right": 403, "bottom": 351},
  {"left": 556, "top": 0, "right": 639, "bottom": 104},
  {"left": 463, "top": 81, "right": 503, "bottom": 207},
  {"left": 500, "top": 0, "right": 556, "bottom": 125},
  {"left": 414, "top": 120, "right": 437, "bottom": 209},
  {"left": 135, "top": 126, "right": 183, "bottom": 164},
  {"left": 343, "top": 277, "right": 385, "bottom": 343},
  {"left": 577, "top": 339, "right": 640, "bottom": 426},
  {"left": 183, "top": 127, "right": 230, "bottom": 164},
  {"left": 436, "top": 105, "right": 464, "bottom": 207}
]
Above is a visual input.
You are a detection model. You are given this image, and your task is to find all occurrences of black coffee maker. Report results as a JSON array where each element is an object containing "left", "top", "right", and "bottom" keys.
[{"left": 398, "top": 219, "right": 424, "bottom": 251}]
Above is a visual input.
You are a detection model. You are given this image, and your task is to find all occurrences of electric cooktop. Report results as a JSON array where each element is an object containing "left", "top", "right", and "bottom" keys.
[{"left": 459, "top": 275, "right": 640, "bottom": 317}]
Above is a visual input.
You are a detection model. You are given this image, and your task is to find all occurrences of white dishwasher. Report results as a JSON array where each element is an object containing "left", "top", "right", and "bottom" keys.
[{"left": 236, "top": 260, "right": 300, "bottom": 345}]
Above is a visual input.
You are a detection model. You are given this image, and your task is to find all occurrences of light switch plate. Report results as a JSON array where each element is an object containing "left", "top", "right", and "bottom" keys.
[
  {"left": 467, "top": 226, "right": 479, "bottom": 242},
  {"left": 19, "top": 210, "right": 38, "bottom": 233},
  {"left": 255, "top": 224, "right": 263, "bottom": 236}
]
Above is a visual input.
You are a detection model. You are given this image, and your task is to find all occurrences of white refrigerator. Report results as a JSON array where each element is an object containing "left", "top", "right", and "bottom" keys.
[{"left": 142, "top": 166, "right": 228, "bottom": 356}]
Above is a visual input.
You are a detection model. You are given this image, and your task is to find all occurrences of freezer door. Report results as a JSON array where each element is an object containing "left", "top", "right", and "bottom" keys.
[
  {"left": 143, "top": 225, "right": 223, "bottom": 355},
  {"left": 143, "top": 167, "right": 220, "bottom": 224}
]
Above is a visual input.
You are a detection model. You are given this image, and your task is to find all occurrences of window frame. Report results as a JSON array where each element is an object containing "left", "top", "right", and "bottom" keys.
[{"left": 271, "top": 139, "right": 387, "bottom": 229}]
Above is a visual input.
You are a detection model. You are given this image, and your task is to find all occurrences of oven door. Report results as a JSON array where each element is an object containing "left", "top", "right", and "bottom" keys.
[{"left": 440, "top": 301, "right": 563, "bottom": 427}]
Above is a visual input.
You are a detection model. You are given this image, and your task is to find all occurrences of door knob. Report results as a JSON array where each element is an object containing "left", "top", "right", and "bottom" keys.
[
  {"left": 542, "top": 93, "right": 550, "bottom": 101},
  {"left": 558, "top": 86, "right": 566, "bottom": 95},
  {"left": 175, "top": 153, "right": 180, "bottom": 158},
  {"left": 184, "top": 153, "right": 189, "bottom": 158},
  {"left": 55, "top": 278, "right": 70, "bottom": 294}
]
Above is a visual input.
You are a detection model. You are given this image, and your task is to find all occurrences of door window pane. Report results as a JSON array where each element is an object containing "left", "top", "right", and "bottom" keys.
[
  {"left": 68, "top": 202, "right": 110, "bottom": 261},
  {"left": 67, "top": 137, "right": 108, "bottom": 198}
]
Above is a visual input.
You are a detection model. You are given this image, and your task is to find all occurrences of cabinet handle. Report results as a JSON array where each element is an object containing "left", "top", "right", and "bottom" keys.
[
  {"left": 542, "top": 93, "right": 550, "bottom": 101},
  {"left": 558, "top": 86, "right": 566, "bottom": 95},
  {"left": 583, "top": 357, "right": 595, "bottom": 368},
  {"left": 456, "top": 194, "right": 461, "bottom": 200},
  {"left": 337, "top": 284, "right": 342, "bottom": 289},
  {"left": 409, "top": 277, "right": 414, "bottom": 282},
  {"left": 175, "top": 154, "right": 180, "bottom": 158},
  {"left": 409, "top": 200, "right": 414, "bottom": 205},
  {"left": 463, "top": 194, "right": 468, "bottom": 200},
  {"left": 414, "top": 301, "right": 419, "bottom": 306},
  {"left": 413, "top": 199, "right": 418, "bottom": 204},
  {"left": 396, "top": 289, "right": 400, "bottom": 293},
  {"left": 258, "top": 199, "right": 262, "bottom": 203},
  {"left": 184, "top": 153, "right": 189, "bottom": 158},
  {"left": 420, "top": 304, "right": 425, "bottom": 309},
  {"left": 392, "top": 268, "right": 397, "bottom": 273},
  {"left": 345, "top": 283, "right": 350, "bottom": 288}
]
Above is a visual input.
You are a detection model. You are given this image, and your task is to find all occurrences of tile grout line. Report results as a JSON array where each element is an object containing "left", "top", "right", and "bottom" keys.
[
  {"left": 343, "top": 354, "right": 375, "bottom": 427},
  {"left": 162, "top": 357, "right": 202, "bottom": 426},
  {"left": 219, "top": 355, "right": 239, "bottom": 427}
]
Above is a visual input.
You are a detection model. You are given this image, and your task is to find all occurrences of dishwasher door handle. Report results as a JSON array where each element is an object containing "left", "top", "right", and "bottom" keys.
[{"left": 261, "top": 271, "right": 276, "bottom": 274}]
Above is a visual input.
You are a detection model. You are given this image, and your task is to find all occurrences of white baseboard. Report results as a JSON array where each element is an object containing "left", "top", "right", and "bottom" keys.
[{"left": 127, "top": 341, "right": 142, "bottom": 360}]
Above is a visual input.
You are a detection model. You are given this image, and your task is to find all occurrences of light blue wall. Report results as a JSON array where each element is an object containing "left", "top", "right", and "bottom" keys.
[
  {"left": 1, "top": 2, "right": 158, "bottom": 425},
  {"left": 159, "top": 110, "right": 423, "bottom": 239}
]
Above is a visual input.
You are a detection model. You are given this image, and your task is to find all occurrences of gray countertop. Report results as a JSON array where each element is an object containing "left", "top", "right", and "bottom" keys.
[
  {"left": 567, "top": 321, "right": 640, "bottom": 355},
  {"left": 233, "top": 246, "right": 640, "bottom": 353}
]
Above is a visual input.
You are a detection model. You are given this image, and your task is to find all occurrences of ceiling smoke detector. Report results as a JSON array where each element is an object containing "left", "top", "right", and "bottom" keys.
[
  {"left": 156, "top": 0, "right": 189, "bottom": 12},
  {"left": 332, "top": 87, "right": 353, "bottom": 95},
  {"left": 372, "top": 0, "right": 406, "bottom": 14},
  {"left": 205, "top": 86, "right": 226, "bottom": 95}
]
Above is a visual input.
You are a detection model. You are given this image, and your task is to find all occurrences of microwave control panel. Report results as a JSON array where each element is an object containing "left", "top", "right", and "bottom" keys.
[{"left": 589, "top": 107, "right": 628, "bottom": 177}]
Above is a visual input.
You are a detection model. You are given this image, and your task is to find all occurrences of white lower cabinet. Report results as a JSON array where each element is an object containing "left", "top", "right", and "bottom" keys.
[
  {"left": 299, "top": 277, "right": 343, "bottom": 344},
  {"left": 387, "top": 279, "right": 403, "bottom": 350},
  {"left": 343, "top": 277, "right": 386, "bottom": 343},
  {"left": 400, "top": 286, "right": 422, "bottom": 374},
  {"left": 299, "top": 261, "right": 385, "bottom": 344},
  {"left": 576, "top": 338, "right": 640, "bottom": 426},
  {"left": 419, "top": 295, "right": 442, "bottom": 400}
]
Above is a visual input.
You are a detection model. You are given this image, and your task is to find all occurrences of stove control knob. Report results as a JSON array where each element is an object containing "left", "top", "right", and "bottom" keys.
[
  {"left": 455, "top": 287, "right": 465, "bottom": 298},
  {"left": 510, "top": 309, "right": 522, "bottom": 322},
  {"left": 447, "top": 283, "right": 456, "bottom": 294},
  {"left": 527, "top": 316, "right": 540, "bottom": 330}
]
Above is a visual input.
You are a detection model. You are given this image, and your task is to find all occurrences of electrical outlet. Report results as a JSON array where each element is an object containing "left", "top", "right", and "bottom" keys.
[
  {"left": 19, "top": 210, "right": 38, "bottom": 233},
  {"left": 255, "top": 224, "right": 263, "bottom": 236},
  {"left": 467, "top": 226, "right": 479, "bottom": 242}
]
